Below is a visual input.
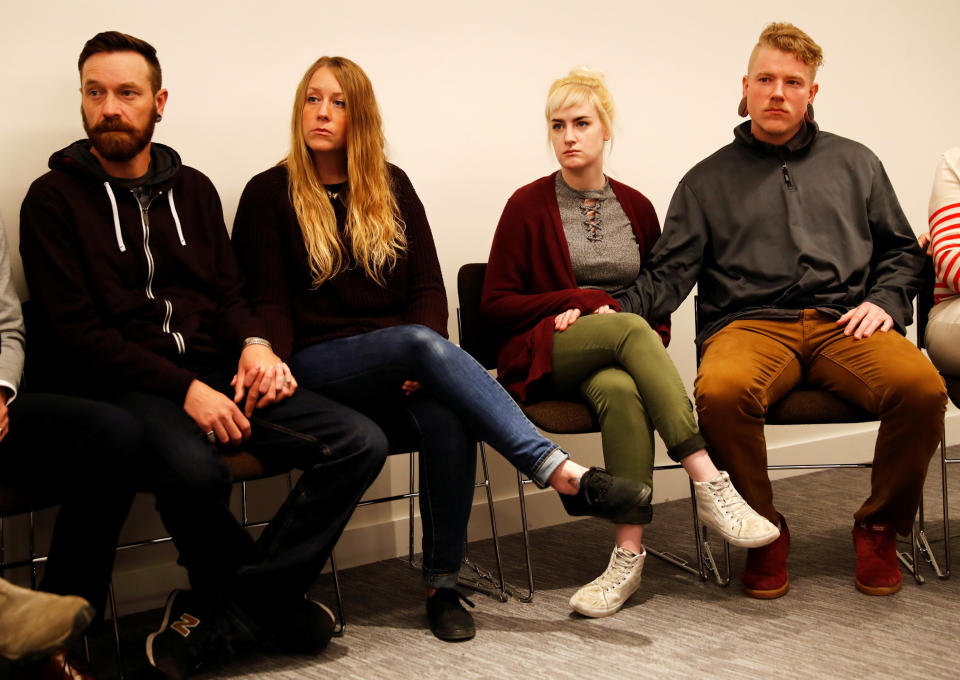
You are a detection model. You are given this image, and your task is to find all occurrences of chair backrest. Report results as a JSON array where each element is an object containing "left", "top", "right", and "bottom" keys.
[
  {"left": 916, "top": 258, "right": 936, "bottom": 350},
  {"left": 456, "top": 263, "right": 498, "bottom": 371}
]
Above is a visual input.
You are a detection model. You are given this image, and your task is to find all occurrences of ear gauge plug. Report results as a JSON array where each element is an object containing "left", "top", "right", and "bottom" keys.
[
  {"left": 738, "top": 97, "right": 748, "bottom": 117},
  {"left": 804, "top": 103, "right": 815, "bottom": 123}
]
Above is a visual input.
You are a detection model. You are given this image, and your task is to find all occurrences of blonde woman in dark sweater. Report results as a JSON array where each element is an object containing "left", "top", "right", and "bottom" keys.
[{"left": 232, "top": 56, "right": 655, "bottom": 641}]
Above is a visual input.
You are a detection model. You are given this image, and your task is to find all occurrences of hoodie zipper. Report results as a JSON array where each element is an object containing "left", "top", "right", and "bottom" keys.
[{"left": 133, "top": 190, "right": 186, "bottom": 355}]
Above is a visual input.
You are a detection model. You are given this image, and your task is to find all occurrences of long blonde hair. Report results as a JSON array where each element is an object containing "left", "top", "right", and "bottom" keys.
[{"left": 285, "top": 56, "right": 405, "bottom": 287}]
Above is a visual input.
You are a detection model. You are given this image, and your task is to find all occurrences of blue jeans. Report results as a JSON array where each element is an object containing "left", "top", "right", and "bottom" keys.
[
  {"left": 114, "top": 370, "right": 387, "bottom": 603},
  {"left": 290, "top": 324, "right": 566, "bottom": 588}
]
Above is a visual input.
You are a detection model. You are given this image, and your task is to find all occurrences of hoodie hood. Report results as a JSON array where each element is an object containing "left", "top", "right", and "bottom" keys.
[
  {"left": 50, "top": 139, "right": 181, "bottom": 189},
  {"left": 49, "top": 140, "right": 186, "bottom": 253}
]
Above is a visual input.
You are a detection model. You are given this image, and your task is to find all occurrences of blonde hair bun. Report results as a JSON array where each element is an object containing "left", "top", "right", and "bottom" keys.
[{"left": 545, "top": 66, "right": 615, "bottom": 139}]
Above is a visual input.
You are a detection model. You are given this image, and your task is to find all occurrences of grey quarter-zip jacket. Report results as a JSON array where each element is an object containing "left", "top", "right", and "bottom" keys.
[{"left": 616, "top": 121, "right": 926, "bottom": 344}]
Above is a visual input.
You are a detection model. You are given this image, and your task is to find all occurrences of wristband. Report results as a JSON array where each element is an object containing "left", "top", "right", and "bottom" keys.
[{"left": 243, "top": 337, "right": 273, "bottom": 351}]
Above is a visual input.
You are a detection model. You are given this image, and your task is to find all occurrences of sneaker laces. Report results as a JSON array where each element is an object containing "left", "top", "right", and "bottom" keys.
[
  {"left": 595, "top": 548, "right": 641, "bottom": 591},
  {"left": 706, "top": 478, "right": 752, "bottom": 527}
]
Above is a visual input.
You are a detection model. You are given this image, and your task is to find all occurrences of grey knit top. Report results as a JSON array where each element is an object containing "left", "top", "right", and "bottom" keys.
[{"left": 555, "top": 173, "right": 643, "bottom": 293}]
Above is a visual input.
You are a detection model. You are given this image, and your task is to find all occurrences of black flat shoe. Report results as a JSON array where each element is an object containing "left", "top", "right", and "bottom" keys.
[
  {"left": 559, "top": 467, "right": 653, "bottom": 524},
  {"left": 426, "top": 588, "right": 476, "bottom": 642}
]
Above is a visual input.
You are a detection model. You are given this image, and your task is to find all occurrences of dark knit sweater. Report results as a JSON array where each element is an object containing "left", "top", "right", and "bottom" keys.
[
  {"left": 231, "top": 164, "right": 447, "bottom": 360},
  {"left": 481, "top": 172, "right": 669, "bottom": 402},
  {"left": 19, "top": 140, "right": 265, "bottom": 401}
]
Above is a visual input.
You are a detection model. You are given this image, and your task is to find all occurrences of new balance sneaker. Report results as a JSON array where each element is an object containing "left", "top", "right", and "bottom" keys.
[
  {"left": 569, "top": 546, "right": 645, "bottom": 618},
  {"left": 742, "top": 514, "right": 790, "bottom": 599},
  {"left": 259, "top": 598, "right": 336, "bottom": 654},
  {"left": 853, "top": 523, "right": 902, "bottom": 596},
  {"left": 694, "top": 472, "right": 780, "bottom": 548},
  {"left": 559, "top": 467, "right": 653, "bottom": 524},
  {"left": 146, "top": 590, "right": 228, "bottom": 679},
  {"left": 0, "top": 578, "right": 93, "bottom": 661},
  {"left": 426, "top": 588, "right": 476, "bottom": 641}
]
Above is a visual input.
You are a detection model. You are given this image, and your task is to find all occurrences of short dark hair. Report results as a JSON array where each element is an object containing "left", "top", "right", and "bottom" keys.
[{"left": 78, "top": 31, "right": 162, "bottom": 93}]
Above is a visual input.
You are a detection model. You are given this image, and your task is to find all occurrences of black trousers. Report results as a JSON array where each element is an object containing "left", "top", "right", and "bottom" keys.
[
  {"left": 2, "top": 393, "right": 144, "bottom": 625},
  {"left": 115, "top": 371, "right": 387, "bottom": 602}
]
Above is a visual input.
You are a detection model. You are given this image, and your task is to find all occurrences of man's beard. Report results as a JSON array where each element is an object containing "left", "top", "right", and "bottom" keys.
[{"left": 83, "top": 107, "right": 157, "bottom": 162}]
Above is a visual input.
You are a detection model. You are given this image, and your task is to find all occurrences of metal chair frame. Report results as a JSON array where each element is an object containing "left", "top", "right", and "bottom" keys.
[
  {"left": 456, "top": 263, "right": 727, "bottom": 602},
  {"left": 323, "top": 444, "right": 508, "bottom": 635},
  {"left": 0, "top": 496, "right": 123, "bottom": 675},
  {"left": 911, "top": 262, "right": 959, "bottom": 579}
]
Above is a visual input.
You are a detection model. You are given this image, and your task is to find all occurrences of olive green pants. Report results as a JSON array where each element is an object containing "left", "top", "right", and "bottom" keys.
[{"left": 548, "top": 314, "right": 706, "bottom": 489}]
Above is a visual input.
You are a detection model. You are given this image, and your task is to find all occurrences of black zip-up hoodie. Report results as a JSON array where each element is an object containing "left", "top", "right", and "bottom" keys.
[
  {"left": 20, "top": 140, "right": 265, "bottom": 402},
  {"left": 616, "top": 122, "right": 926, "bottom": 343}
]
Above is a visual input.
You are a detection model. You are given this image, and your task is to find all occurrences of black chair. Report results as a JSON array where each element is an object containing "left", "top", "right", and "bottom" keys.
[
  {"left": 693, "top": 297, "right": 922, "bottom": 585},
  {"left": 457, "top": 263, "right": 725, "bottom": 601},
  {"left": 916, "top": 261, "right": 959, "bottom": 578}
]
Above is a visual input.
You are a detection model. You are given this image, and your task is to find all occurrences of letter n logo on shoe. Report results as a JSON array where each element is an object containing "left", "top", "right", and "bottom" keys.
[{"left": 171, "top": 613, "right": 200, "bottom": 638}]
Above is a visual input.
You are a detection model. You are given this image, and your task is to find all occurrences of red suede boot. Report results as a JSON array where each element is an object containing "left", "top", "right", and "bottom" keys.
[
  {"left": 852, "top": 523, "right": 902, "bottom": 596},
  {"left": 742, "top": 514, "right": 790, "bottom": 599}
]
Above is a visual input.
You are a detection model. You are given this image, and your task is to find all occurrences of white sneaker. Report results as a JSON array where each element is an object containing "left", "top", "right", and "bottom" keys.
[
  {"left": 694, "top": 471, "right": 780, "bottom": 548},
  {"left": 569, "top": 546, "right": 645, "bottom": 618}
]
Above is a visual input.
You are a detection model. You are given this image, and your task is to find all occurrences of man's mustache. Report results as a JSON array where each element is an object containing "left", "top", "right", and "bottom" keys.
[{"left": 90, "top": 119, "right": 137, "bottom": 134}]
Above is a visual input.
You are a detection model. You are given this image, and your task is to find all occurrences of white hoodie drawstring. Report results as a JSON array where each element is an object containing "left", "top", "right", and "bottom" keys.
[
  {"left": 167, "top": 188, "right": 186, "bottom": 246},
  {"left": 103, "top": 182, "right": 126, "bottom": 252}
]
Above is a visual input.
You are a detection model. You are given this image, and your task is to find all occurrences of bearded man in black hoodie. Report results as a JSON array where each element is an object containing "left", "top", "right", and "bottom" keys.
[{"left": 19, "top": 31, "right": 387, "bottom": 680}]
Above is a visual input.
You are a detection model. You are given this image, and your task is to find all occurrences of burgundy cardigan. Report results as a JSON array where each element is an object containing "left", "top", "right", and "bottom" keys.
[{"left": 480, "top": 172, "right": 670, "bottom": 401}]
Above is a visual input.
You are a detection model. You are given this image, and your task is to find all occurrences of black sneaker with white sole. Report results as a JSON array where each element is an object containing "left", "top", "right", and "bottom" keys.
[
  {"left": 559, "top": 467, "right": 653, "bottom": 524},
  {"left": 146, "top": 589, "right": 229, "bottom": 679}
]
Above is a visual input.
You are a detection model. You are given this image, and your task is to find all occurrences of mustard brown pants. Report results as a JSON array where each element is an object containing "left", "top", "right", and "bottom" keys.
[{"left": 695, "top": 310, "right": 946, "bottom": 535}]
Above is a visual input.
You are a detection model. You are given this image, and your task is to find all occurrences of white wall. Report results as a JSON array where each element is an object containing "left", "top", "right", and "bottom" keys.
[{"left": 1, "top": 0, "right": 958, "bottom": 613}]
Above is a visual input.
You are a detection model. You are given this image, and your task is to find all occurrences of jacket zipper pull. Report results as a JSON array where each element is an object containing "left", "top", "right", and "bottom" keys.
[{"left": 781, "top": 161, "right": 795, "bottom": 190}]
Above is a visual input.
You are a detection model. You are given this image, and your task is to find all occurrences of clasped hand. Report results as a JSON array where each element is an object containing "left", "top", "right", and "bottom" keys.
[
  {"left": 182, "top": 345, "right": 298, "bottom": 446},
  {"left": 554, "top": 305, "right": 615, "bottom": 331}
]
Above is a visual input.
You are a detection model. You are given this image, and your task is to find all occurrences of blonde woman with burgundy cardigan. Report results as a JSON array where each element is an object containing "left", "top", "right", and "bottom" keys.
[{"left": 481, "top": 68, "right": 779, "bottom": 617}]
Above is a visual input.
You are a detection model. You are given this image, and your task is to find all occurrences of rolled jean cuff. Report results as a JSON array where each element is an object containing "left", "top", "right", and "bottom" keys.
[
  {"left": 423, "top": 568, "right": 460, "bottom": 590},
  {"left": 667, "top": 433, "right": 707, "bottom": 463},
  {"left": 530, "top": 447, "right": 568, "bottom": 488}
]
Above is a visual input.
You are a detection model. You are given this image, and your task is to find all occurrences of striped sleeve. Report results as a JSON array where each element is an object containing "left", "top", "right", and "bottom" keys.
[{"left": 929, "top": 147, "right": 960, "bottom": 303}]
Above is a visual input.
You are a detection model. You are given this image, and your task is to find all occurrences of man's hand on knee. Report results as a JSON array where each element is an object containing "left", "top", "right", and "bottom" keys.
[
  {"left": 837, "top": 301, "right": 893, "bottom": 339},
  {"left": 184, "top": 379, "right": 251, "bottom": 446}
]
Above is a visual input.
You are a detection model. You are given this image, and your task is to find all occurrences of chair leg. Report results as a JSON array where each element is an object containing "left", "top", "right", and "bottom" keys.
[
  {"left": 917, "top": 484, "right": 945, "bottom": 579},
  {"left": 943, "top": 429, "right": 953, "bottom": 578},
  {"left": 329, "top": 552, "right": 345, "bottom": 637},
  {"left": 510, "top": 471, "right": 535, "bottom": 603},
  {"left": 457, "top": 443, "right": 508, "bottom": 601},
  {"left": 28, "top": 510, "right": 37, "bottom": 589},
  {"left": 682, "top": 478, "right": 731, "bottom": 587},
  {"left": 408, "top": 452, "right": 416, "bottom": 567},
  {"left": 108, "top": 580, "right": 124, "bottom": 679}
]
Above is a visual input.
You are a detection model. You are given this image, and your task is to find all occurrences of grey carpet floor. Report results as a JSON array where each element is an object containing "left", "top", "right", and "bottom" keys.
[
  {"left": 19, "top": 446, "right": 960, "bottom": 679},
  {"left": 202, "top": 446, "right": 960, "bottom": 680}
]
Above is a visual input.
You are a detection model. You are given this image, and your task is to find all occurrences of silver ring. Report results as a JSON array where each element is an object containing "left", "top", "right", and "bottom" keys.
[{"left": 205, "top": 430, "right": 216, "bottom": 444}]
